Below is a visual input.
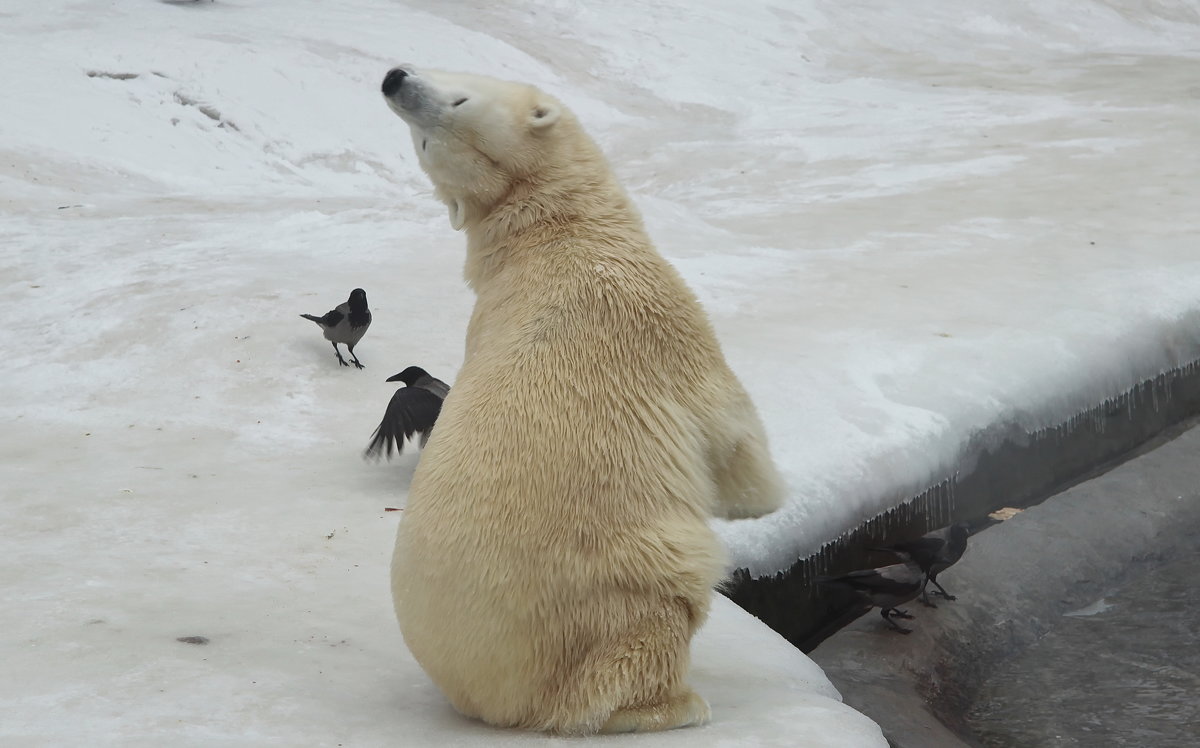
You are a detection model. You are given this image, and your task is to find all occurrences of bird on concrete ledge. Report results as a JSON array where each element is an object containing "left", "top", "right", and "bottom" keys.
[
  {"left": 818, "top": 558, "right": 926, "bottom": 634},
  {"left": 300, "top": 288, "right": 372, "bottom": 369},
  {"left": 882, "top": 521, "right": 971, "bottom": 607},
  {"left": 364, "top": 366, "right": 450, "bottom": 460}
]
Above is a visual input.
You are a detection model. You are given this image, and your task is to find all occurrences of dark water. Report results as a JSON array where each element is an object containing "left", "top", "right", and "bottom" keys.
[{"left": 966, "top": 548, "right": 1200, "bottom": 747}]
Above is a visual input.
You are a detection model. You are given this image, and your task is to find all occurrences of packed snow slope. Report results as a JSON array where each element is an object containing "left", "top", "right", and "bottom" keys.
[{"left": 1, "top": 1, "right": 1198, "bottom": 741}]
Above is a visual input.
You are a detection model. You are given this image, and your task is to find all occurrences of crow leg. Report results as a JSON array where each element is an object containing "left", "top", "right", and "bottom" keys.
[
  {"left": 332, "top": 342, "right": 349, "bottom": 367},
  {"left": 918, "top": 576, "right": 938, "bottom": 608},
  {"left": 889, "top": 608, "right": 914, "bottom": 620},
  {"left": 928, "top": 577, "right": 956, "bottom": 601},
  {"left": 347, "top": 345, "right": 365, "bottom": 370},
  {"left": 880, "top": 609, "right": 912, "bottom": 634}
]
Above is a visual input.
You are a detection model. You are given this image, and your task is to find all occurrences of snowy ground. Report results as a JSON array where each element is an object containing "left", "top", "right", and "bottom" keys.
[{"left": 2, "top": 0, "right": 1199, "bottom": 744}]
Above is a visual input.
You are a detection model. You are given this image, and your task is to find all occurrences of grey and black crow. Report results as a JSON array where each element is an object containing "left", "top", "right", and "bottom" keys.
[
  {"left": 300, "top": 288, "right": 372, "bottom": 369},
  {"left": 884, "top": 522, "right": 971, "bottom": 606},
  {"left": 818, "top": 559, "right": 926, "bottom": 634},
  {"left": 364, "top": 366, "right": 450, "bottom": 460}
]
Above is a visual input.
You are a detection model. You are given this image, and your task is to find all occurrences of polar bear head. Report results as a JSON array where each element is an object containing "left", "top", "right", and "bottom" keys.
[{"left": 381, "top": 66, "right": 572, "bottom": 231}]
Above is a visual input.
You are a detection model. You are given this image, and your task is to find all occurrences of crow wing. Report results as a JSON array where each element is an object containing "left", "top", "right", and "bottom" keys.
[
  {"left": 890, "top": 535, "right": 947, "bottom": 571},
  {"left": 836, "top": 572, "right": 914, "bottom": 597},
  {"left": 364, "top": 386, "right": 444, "bottom": 460},
  {"left": 819, "top": 562, "right": 923, "bottom": 595},
  {"left": 300, "top": 308, "right": 345, "bottom": 328}
]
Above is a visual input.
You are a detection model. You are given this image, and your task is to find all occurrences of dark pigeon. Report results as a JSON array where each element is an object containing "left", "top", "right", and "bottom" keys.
[
  {"left": 364, "top": 366, "right": 450, "bottom": 460},
  {"left": 301, "top": 288, "right": 372, "bottom": 369},
  {"left": 818, "top": 558, "right": 926, "bottom": 634},
  {"left": 884, "top": 522, "right": 971, "bottom": 606}
]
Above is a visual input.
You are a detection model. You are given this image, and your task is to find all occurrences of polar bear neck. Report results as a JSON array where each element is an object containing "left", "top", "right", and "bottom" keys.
[{"left": 461, "top": 164, "right": 643, "bottom": 290}]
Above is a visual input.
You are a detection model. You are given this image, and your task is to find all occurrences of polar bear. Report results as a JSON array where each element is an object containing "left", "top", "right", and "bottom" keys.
[{"left": 381, "top": 66, "right": 785, "bottom": 735}]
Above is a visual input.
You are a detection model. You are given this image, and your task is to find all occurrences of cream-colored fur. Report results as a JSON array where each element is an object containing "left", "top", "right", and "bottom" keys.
[{"left": 382, "top": 66, "right": 785, "bottom": 735}]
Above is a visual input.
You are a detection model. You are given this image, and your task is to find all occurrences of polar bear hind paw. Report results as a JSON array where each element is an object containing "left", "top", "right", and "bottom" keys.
[{"left": 599, "top": 689, "right": 711, "bottom": 734}]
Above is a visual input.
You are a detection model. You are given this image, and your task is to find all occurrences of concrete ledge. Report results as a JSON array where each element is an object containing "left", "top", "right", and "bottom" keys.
[{"left": 808, "top": 423, "right": 1200, "bottom": 747}]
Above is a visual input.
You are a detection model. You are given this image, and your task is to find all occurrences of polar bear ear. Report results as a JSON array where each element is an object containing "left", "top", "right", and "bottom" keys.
[
  {"left": 447, "top": 196, "right": 467, "bottom": 231},
  {"left": 528, "top": 101, "right": 560, "bottom": 130}
]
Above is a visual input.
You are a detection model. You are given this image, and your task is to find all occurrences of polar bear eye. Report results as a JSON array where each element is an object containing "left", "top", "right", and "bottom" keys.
[{"left": 452, "top": 97, "right": 469, "bottom": 107}]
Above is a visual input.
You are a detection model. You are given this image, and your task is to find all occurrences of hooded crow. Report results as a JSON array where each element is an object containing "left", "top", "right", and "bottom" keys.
[
  {"left": 301, "top": 288, "right": 372, "bottom": 369},
  {"left": 885, "top": 522, "right": 971, "bottom": 606},
  {"left": 364, "top": 366, "right": 450, "bottom": 460},
  {"left": 818, "top": 559, "right": 925, "bottom": 634}
]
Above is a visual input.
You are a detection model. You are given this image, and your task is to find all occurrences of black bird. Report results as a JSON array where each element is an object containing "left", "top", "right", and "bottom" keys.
[
  {"left": 300, "top": 288, "right": 371, "bottom": 369},
  {"left": 884, "top": 522, "right": 971, "bottom": 607},
  {"left": 818, "top": 558, "right": 926, "bottom": 634},
  {"left": 364, "top": 366, "right": 450, "bottom": 460}
]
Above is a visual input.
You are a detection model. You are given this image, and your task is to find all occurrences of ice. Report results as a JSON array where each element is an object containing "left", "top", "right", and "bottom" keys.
[
  {"left": 2, "top": 0, "right": 1199, "bottom": 743},
  {"left": 1063, "top": 598, "right": 1116, "bottom": 618}
]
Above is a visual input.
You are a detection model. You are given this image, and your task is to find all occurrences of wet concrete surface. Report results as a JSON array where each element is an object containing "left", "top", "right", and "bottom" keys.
[
  {"left": 808, "top": 422, "right": 1200, "bottom": 748},
  {"left": 966, "top": 547, "right": 1200, "bottom": 747}
]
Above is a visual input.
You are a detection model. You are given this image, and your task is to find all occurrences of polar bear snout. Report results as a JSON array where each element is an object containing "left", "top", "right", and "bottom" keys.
[
  {"left": 381, "top": 67, "right": 409, "bottom": 97},
  {"left": 382, "top": 65, "right": 432, "bottom": 125}
]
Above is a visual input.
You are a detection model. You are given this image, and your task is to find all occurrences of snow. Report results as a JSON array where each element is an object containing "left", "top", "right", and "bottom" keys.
[
  {"left": 2, "top": 0, "right": 1199, "bottom": 744},
  {"left": 3, "top": 588, "right": 881, "bottom": 747}
]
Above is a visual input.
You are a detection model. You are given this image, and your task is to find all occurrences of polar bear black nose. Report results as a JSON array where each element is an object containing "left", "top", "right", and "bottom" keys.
[{"left": 382, "top": 68, "right": 408, "bottom": 96}]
